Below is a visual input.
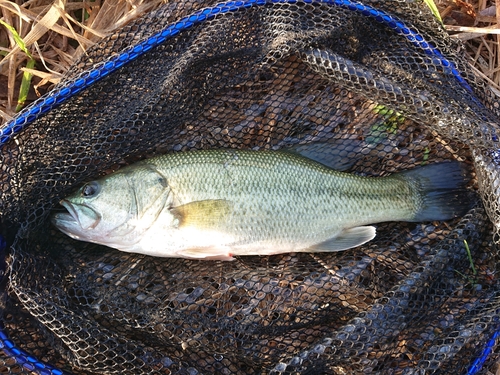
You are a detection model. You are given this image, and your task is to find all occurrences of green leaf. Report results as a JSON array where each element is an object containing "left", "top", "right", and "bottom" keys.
[
  {"left": 366, "top": 104, "right": 406, "bottom": 144},
  {"left": 423, "top": 0, "right": 443, "bottom": 24},
  {"left": 16, "top": 58, "right": 36, "bottom": 112},
  {"left": 0, "top": 19, "right": 33, "bottom": 59}
]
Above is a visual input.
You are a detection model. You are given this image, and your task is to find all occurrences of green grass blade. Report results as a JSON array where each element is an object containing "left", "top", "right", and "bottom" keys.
[
  {"left": 0, "top": 19, "right": 33, "bottom": 59},
  {"left": 16, "top": 58, "right": 36, "bottom": 112},
  {"left": 463, "top": 240, "right": 477, "bottom": 276},
  {"left": 423, "top": 0, "right": 443, "bottom": 24}
]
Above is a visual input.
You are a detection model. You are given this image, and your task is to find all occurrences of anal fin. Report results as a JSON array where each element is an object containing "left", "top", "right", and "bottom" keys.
[{"left": 308, "top": 226, "right": 376, "bottom": 252}]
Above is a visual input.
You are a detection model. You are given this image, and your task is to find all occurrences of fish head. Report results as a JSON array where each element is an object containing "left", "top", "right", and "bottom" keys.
[{"left": 52, "top": 164, "right": 172, "bottom": 250}]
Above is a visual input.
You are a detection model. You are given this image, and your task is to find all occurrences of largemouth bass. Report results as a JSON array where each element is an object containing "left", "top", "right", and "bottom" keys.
[{"left": 52, "top": 148, "right": 469, "bottom": 260}]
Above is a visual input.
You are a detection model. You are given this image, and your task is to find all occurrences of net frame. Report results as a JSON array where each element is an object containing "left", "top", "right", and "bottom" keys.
[{"left": 0, "top": 1, "right": 499, "bottom": 374}]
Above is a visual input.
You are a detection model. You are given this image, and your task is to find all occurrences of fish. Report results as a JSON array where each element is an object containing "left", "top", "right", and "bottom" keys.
[{"left": 51, "top": 147, "right": 470, "bottom": 261}]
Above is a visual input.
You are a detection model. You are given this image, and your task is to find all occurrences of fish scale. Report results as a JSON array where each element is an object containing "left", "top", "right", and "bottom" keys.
[{"left": 52, "top": 148, "right": 469, "bottom": 260}]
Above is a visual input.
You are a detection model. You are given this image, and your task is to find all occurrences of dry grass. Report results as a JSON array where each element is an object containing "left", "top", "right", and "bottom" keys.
[
  {"left": 437, "top": 0, "right": 500, "bottom": 95},
  {"left": 0, "top": 0, "right": 166, "bottom": 124}
]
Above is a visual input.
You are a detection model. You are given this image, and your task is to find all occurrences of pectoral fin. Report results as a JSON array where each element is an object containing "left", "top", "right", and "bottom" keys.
[
  {"left": 308, "top": 226, "right": 376, "bottom": 252},
  {"left": 171, "top": 199, "right": 233, "bottom": 229}
]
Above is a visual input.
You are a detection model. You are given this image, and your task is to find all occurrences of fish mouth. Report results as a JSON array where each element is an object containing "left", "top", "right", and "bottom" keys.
[{"left": 52, "top": 200, "right": 102, "bottom": 239}]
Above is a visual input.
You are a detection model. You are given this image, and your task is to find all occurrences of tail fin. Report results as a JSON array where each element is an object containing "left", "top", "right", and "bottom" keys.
[{"left": 400, "top": 161, "right": 471, "bottom": 222}]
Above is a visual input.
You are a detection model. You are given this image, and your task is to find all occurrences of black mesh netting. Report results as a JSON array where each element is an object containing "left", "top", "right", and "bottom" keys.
[{"left": 1, "top": 0, "right": 500, "bottom": 374}]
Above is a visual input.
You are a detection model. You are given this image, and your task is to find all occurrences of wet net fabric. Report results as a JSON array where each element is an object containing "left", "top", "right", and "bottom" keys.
[{"left": 1, "top": 0, "right": 500, "bottom": 374}]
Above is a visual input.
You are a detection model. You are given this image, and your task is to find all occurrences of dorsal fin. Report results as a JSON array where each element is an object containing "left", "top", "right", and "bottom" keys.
[{"left": 283, "top": 140, "right": 361, "bottom": 171}]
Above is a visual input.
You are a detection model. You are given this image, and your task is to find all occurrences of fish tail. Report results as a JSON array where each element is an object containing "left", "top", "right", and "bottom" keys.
[{"left": 400, "top": 161, "right": 470, "bottom": 222}]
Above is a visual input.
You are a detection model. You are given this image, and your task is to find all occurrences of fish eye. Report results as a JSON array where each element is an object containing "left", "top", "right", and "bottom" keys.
[{"left": 81, "top": 181, "right": 101, "bottom": 198}]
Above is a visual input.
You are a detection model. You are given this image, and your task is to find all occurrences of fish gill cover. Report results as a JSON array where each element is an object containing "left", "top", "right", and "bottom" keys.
[{"left": 0, "top": 0, "right": 499, "bottom": 374}]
